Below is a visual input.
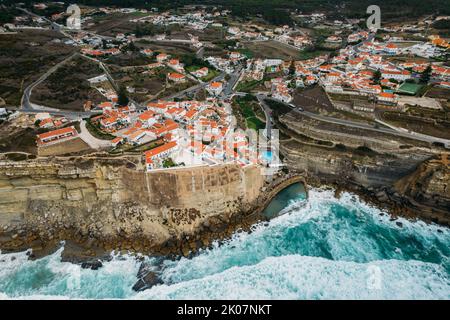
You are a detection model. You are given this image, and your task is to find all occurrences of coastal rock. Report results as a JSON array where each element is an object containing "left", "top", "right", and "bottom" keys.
[
  {"left": 81, "top": 260, "right": 103, "bottom": 270},
  {"left": 376, "top": 191, "right": 389, "bottom": 202},
  {"left": 132, "top": 271, "right": 163, "bottom": 292}
]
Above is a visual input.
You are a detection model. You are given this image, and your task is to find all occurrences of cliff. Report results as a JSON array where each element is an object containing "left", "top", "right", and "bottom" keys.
[
  {"left": 276, "top": 110, "right": 449, "bottom": 225},
  {"left": 0, "top": 158, "right": 266, "bottom": 257},
  {"left": 395, "top": 156, "right": 450, "bottom": 214}
]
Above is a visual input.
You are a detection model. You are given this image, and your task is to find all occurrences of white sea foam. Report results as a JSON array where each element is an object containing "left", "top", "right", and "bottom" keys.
[
  {"left": 0, "top": 188, "right": 448, "bottom": 299},
  {"left": 135, "top": 255, "right": 450, "bottom": 300}
]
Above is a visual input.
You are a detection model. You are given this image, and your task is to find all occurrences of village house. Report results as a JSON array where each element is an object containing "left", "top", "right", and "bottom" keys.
[
  {"left": 36, "top": 127, "right": 78, "bottom": 147},
  {"left": 191, "top": 67, "right": 209, "bottom": 78},
  {"left": 384, "top": 43, "right": 399, "bottom": 55},
  {"left": 156, "top": 53, "right": 170, "bottom": 62},
  {"left": 167, "top": 72, "right": 186, "bottom": 83},
  {"left": 111, "top": 136, "right": 124, "bottom": 147},
  {"left": 206, "top": 81, "right": 224, "bottom": 96},
  {"left": 381, "top": 69, "right": 411, "bottom": 82},
  {"left": 138, "top": 110, "right": 158, "bottom": 128},
  {"left": 325, "top": 35, "right": 342, "bottom": 44},
  {"left": 168, "top": 59, "right": 184, "bottom": 72},
  {"left": 141, "top": 48, "right": 154, "bottom": 56},
  {"left": 378, "top": 92, "right": 398, "bottom": 105},
  {"left": 145, "top": 141, "right": 179, "bottom": 170}
]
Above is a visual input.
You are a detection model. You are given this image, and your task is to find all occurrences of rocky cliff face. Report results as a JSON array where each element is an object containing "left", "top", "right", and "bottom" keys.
[
  {"left": 277, "top": 110, "right": 449, "bottom": 224},
  {"left": 0, "top": 158, "right": 265, "bottom": 257},
  {"left": 280, "top": 141, "right": 431, "bottom": 187},
  {"left": 395, "top": 158, "right": 450, "bottom": 213}
]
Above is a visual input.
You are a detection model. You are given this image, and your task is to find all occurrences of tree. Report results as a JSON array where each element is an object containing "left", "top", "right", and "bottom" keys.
[
  {"left": 289, "top": 60, "right": 296, "bottom": 76},
  {"left": 420, "top": 65, "right": 432, "bottom": 84},
  {"left": 373, "top": 69, "right": 381, "bottom": 84},
  {"left": 118, "top": 86, "right": 129, "bottom": 106}
]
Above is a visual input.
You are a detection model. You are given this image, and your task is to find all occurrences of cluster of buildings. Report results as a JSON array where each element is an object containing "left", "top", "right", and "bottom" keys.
[
  {"left": 226, "top": 25, "right": 313, "bottom": 49},
  {"left": 85, "top": 97, "right": 264, "bottom": 170},
  {"left": 205, "top": 55, "right": 239, "bottom": 74},
  {"left": 3, "top": 14, "right": 47, "bottom": 30},
  {"left": 34, "top": 113, "right": 70, "bottom": 129},
  {"left": 145, "top": 12, "right": 214, "bottom": 30},
  {"left": 241, "top": 56, "right": 327, "bottom": 102},
  {"left": 347, "top": 31, "right": 370, "bottom": 44},
  {"left": 237, "top": 29, "right": 449, "bottom": 107},
  {"left": 270, "top": 78, "right": 293, "bottom": 103}
]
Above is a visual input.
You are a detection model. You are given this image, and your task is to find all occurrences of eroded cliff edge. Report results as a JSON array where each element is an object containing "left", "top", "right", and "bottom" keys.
[
  {"left": 0, "top": 158, "right": 267, "bottom": 259},
  {"left": 277, "top": 110, "right": 450, "bottom": 225}
]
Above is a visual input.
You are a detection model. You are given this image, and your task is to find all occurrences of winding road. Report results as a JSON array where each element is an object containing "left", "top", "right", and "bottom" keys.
[
  {"left": 265, "top": 96, "right": 450, "bottom": 147},
  {"left": 21, "top": 52, "right": 78, "bottom": 112}
]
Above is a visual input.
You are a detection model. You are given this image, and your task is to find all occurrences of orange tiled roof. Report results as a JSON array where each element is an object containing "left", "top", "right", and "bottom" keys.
[
  {"left": 145, "top": 141, "right": 177, "bottom": 159},
  {"left": 37, "top": 126, "right": 77, "bottom": 141}
]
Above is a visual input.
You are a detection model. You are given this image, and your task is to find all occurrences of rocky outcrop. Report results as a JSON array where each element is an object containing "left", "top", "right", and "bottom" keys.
[
  {"left": 394, "top": 157, "right": 450, "bottom": 217},
  {"left": 280, "top": 140, "right": 431, "bottom": 188},
  {"left": 276, "top": 108, "right": 449, "bottom": 225},
  {"left": 0, "top": 158, "right": 266, "bottom": 257}
]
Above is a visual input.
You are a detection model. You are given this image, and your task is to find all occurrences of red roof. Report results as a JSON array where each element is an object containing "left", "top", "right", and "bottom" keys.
[
  {"left": 37, "top": 126, "right": 77, "bottom": 140},
  {"left": 185, "top": 109, "right": 197, "bottom": 119},
  {"left": 112, "top": 137, "right": 123, "bottom": 144},
  {"left": 138, "top": 110, "right": 156, "bottom": 121},
  {"left": 379, "top": 92, "right": 395, "bottom": 99},
  {"left": 210, "top": 81, "right": 222, "bottom": 88},
  {"left": 37, "top": 126, "right": 77, "bottom": 144},
  {"left": 168, "top": 72, "right": 185, "bottom": 80},
  {"left": 39, "top": 118, "right": 54, "bottom": 127},
  {"left": 145, "top": 141, "right": 177, "bottom": 160}
]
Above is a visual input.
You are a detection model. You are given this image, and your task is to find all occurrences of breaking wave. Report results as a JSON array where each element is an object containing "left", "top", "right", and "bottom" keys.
[{"left": 0, "top": 188, "right": 449, "bottom": 299}]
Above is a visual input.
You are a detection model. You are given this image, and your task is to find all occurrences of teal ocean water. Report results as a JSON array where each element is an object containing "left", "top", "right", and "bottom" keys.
[{"left": 0, "top": 187, "right": 449, "bottom": 299}]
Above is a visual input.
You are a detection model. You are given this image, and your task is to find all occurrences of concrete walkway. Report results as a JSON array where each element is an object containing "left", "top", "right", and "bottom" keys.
[{"left": 78, "top": 120, "right": 112, "bottom": 149}]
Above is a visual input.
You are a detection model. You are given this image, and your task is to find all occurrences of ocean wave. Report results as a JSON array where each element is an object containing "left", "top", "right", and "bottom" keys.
[
  {"left": 0, "top": 188, "right": 448, "bottom": 299},
  {"left": 135, "top": 254, "right": 450, "bottom": 300}
]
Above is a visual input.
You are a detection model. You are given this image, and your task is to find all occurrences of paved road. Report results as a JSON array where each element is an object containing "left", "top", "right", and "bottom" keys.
[
  {"left": 267, "top": 96, "right": 450, "bottom": 146},
  {"left": 151, "top": 71, "right": 226, "bottom": 102},
  {"left": 21, "top": 52, "right": 78, "bottom": 111},
  {"left": 16, "top": 7, "right": 72, "bottom": 38},
  {"left": 256, "top": 94, "right": 274, "bottom": 140},
  {"left": 196, "top": 47, "right": 205, "bottom": 59},
  {"left": 15, "top": 108, "right": 101, "bottom": 120},
  {"left": 222, "top": 66, "right": 244, "bottom": 96}
]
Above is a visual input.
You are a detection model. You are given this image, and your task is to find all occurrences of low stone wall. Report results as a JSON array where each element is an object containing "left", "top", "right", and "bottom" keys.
[{"left": 251, "top": 174, "right": 307, "bottom": 217}]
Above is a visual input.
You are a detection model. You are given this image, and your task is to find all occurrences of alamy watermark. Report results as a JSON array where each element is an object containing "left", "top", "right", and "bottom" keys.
[
  {"left": 366, "top": 265, "right": 382, "bottom": 290},
  {"left": 366, "top": 5, "right": 381, "bottom": 32},
  {"left": 66, "top": 4, "right": 81, "bottom": 30}
]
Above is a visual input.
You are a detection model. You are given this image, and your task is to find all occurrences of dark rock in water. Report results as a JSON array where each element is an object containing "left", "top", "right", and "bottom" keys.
[
  {"left": 376, "top": 191, "right": 388, "bottom": 202},
  {"left": 437, "top": 229, "right": 443, "bottom": 233},
  {"left": 133, "top": 261, "right": 165, "bottom": 292},
  {"left": 133, "top": 271, "right": 163, "bottom": 292},
  {"left": 137, "top": 262, "right": 152, "bottom": 279},
  {"left": 396, "top": 221, "right": 403, "bottom": 228},
  {"left": 81, "top": 260, "right": 103, "bottom": 270}
]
